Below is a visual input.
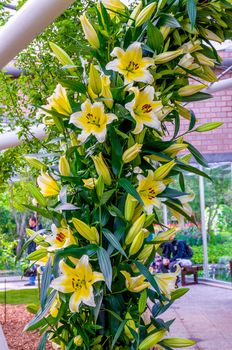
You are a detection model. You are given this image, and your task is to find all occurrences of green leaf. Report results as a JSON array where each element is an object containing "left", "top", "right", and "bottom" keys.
[
  {"left": 195, "top": 122, "right": 223, "bottom": 132},
  {"left": 178, "top": 92, "right": 212, "bottom": 102},
  {"left": 55, "top": 203, "right": 79, "bottom": 211},
  {"left": 187, "top": 0, "right": 197, "bottom": 28},
  {"left": 118, "top": 178, "right": 143, "bottom": 205},
  {"left": 40, "top": 257, "right": 52, "bottom": 309},
  {"left": 23, "top": 204, "right": 53, "bottom": 220},
  {"left": 133, "top": 260, "right": 161, "bottom": 296},
  {"left": 138, "top": 289, "right": 147, "bottom": 314},
  {"left": 24, "top": 290, "right": 57, "bottom": 331},
  {"left": 158, "top": 188, "right": 188, "bottom": 199},
  {"left": 157, "top": 14, "right": 181, "bottom": 28},
  {"left": 102, "top": 228, "right": 127, "bottom": 258},
  {"left": 97, "top": 247, "right": 112, "bottom": 291},
  {"left": 108, "top": 204, "right": 125, "bottom": 221},
  {"left": 147, "top": 22, "right": 164, "bottom": 53},
  {"left": 179, "top": 172, "right": 185, "bottom": 192},
  {"left": 108, "top": 127, "right": 123, "bottom": 176},
  {"left": 165, "top": 199, "right": 197, "bottom": 224},
  {"left": 185, "top": 142, "right": 208, "bottom": 167},
  {"left": 26, "top": 183, "right": 47, "bottom": 207},
  {"left": 171, "top": 287, "right": 189, "bottom": 301},
  {"left": 107, "top": 225, "right": 126, "bottom": 256},
  {"left": 189, "top": 110, "right": 196, "bottom": 131},
  {"left": 58, "top": 79, "right": 86, "bottom": 94},
  {"left": 38, "top": 332, "right": 48, "bottom": 350},
  {"left": 101, "top": 189, "right": 115, "bottom": 205},
  {"left": 176, "top": 162, "right": 211, "bottom": 181},
  {"left": 110, "top": 319, "right": 127, "bottom": 350}
]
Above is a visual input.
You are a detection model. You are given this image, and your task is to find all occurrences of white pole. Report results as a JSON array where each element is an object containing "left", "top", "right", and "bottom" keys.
[
  {"left": 163, "top": 204, "right": 168, "bottom": 226},
  {"left": 0, "top": 0, "right": 75, "bottom": 70},
  {"left": 0, "top": 124, "right": 46, "bottom": 151},
  {"left": 204, "top": 78, "right": 232, "bottom": 94},
  {"left": 199, "top": 166, "right": 209, "bottom": 278}
]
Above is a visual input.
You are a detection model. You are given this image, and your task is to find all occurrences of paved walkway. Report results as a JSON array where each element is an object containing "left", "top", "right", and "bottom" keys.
[
  {"left": 0, "top": 276, "right": 37, "bottom": 290},
  {"left": 163, "top": 284, "right": 232, "bottom": 350}
]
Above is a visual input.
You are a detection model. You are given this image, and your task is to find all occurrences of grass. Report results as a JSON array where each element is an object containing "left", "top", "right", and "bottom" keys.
[{"left": 0, "top": 288, "right": 40, "bottom": 304}]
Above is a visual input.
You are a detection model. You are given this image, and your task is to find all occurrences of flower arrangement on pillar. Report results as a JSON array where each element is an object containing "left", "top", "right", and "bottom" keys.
[{"left": 22, "top": 0, "right": 230, "bottom": 349}]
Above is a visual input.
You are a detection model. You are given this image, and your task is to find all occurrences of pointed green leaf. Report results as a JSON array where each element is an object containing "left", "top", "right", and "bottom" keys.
[
  {"left": 97, "top": 247, "right": 112, "bottom": 291},
  {"left": 102, "top": 228, "right": 127, "bottom": 258},
  {"left": 187, "top": 0, "right": 197, "bottom": 28},
  {"left": 119, "top": 178, "right": 143, "bottom": 205}
]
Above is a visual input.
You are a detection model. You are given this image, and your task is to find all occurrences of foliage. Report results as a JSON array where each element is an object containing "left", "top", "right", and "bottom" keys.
[
  {"left": 14, "top": 0, "right": 232, "bottom": 349},
  {"left": 192, "top": 242, "right": 232, "bottom": 264},
  {"left": 0, "top": 233, "right": 18, "bottom": 270}
]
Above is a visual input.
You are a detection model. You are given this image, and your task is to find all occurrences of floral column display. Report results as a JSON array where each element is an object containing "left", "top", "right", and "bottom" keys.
[{"left": 23, "top": 1, "right": 232, "bottom": 349}]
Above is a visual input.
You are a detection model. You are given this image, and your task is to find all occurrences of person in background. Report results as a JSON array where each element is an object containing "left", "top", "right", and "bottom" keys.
[
  {"left": 24, "top": 216, "right": 42, "bottom": 286},
  {"left": 161, "top": 239, "right": 193, "bottom": 272}
]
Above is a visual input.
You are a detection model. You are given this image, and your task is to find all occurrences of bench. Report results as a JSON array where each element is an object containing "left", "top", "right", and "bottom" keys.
[{"left": 181, "top": 265, "right": 203, "bottom": 286}]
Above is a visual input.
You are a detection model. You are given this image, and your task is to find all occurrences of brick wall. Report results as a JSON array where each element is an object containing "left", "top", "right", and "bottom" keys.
[{"left": 171, "top": 50, "right": 232, "bottom": 157}]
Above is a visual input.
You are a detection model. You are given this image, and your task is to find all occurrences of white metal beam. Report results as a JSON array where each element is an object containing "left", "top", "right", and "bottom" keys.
[
  {"left": 204, "top": 78, "right": 232, "bottom": 94},
  {"left": 199, "top": 166, "right": 209, "bottom": 278},
  {"left": 0, "top": 0, "right": 75, "bottom": 70},
  {"left": 0, "top": 124, "right": 46, "bottom": 151}
]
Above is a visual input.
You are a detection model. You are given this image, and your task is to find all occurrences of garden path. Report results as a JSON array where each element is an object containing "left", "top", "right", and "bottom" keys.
[{"left": 163, "top": 284, "right": 232, "bottom": 350}]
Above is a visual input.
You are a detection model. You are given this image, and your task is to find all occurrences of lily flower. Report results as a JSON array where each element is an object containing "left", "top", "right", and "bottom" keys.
[
  {"left": 37, "top": 172, "right": 60, "bottom": 197},
  {"left": 154, "top": 265, "right": 181, "bottom": 298},
  {"left": 70, "top": 99, "right": 117, "bottom": 143},
  {"left": 59, "top": 155, "right": 71, "bottom": 176},
  {"left": 121, "top": 271, "right": 150, "bottom": 292},
  {"left": 170, "top": 192, "right": 194, "bottom": 226},
  {"left": 51, "top": 255, "right": 104, "bottom": 312},
  {"left": 99, "top": 0, "right": 127, "bottom": 18},
  {"left": 137, "top": 170, "right": 166, "bottom": 214},
  {"left": 83, "top": 178, "right": 97, "bottom": 189},
  {"left": 125, "top": 86, "right": 161, "bottom": 134},
  {"left": 40, "top": 84, "right": 72, "bottom": 117},
  {"left": 106, "top": 42, "right": 154, "bottom": 85},
  {"left": 46, "top": 224, "right": 76, "bottom": 252}
]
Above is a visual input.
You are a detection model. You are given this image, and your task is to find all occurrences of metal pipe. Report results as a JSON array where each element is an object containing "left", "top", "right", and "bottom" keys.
[
  {"left": 0, "top": 124, "right": 47, "bottom": 151},
  {"left": 199, "top": 166, "right": 209, "bottom": 278},
  {"left": 0, "top": 0, "right": 75, "bottom": 70},
  {"left": 3, "top": 4, "right": 16, "bottom": 10}
]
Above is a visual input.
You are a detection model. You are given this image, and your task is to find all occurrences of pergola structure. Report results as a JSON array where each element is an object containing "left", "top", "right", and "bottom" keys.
[{"left": 1, "top": 0, "right": 232, "bottom": 279}]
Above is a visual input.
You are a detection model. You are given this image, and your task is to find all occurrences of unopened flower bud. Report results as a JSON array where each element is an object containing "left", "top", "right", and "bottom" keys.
[
  {"left": 91, "top": 153, "right": 112, "bottom": 186},
  {"left": 125, "top": 213, "right": 146, "bottom": 245},
  {"left": 153, "top": 160, "right": 175, "bottom": 180},
  {"left": 135, "top": 2, "right": 156, "bottom": 27},
  {"left": 80, "top": 14, "right": 100, "bottom": 49},
  {"left": 154, "top": 49, "right": 183, "bottom": 64},
  {"left": 128, "top": 1, "right": 142, "bottom": 26},
  {"left": 72, "top": 218, "right": 99, "bottom": 244},
  {"left": 89, "top": 64, "right": 102, "bottom": 96},
  {"left": 129, "top": 229, "right": 146, "bottom": 256},
  {"left": 137, "top": 244, "right": 153, "bottom": 261},
  {"left": 74, "top": 335, "right": 83, "bottom": 346},
  {"left": 101, "top": 75, "right": 113, "bottom": 109},
  {"left": 124, "top": 194, "right": 137, "bottom": 221},
  {"left": 122, "top": 143, "right": 142, "bottom": 163},
  {"left": 59, "top": 156, "right": 71, "bottom": 176},
  {"left": 178, "top": 83, "right": 207, "bottom": 97}
]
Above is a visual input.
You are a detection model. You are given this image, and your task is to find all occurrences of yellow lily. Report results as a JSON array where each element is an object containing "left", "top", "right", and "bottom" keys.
[
  {"left": 106, "top": 42, "right": 154, "bottom": 85},
  {"left": 80, "top": 14, "right": 100, "bottom": 49},
  {"left": 51, "top": 255, "right": 104, "bottom": 312},
  {"left": 74, "top": 335, "right": 83, "bottom": 346},
  {"left": 121, "top": 271, "right": 150, "bottom": 292},
  {"left": 125, "top": 86, "right": 161, "bottom": 134},
  {"left": 70, "top": 99, "right": 117, "bottom": 143},
  {"left": 83, "top": 178, "right": 97, "bottom": 189},
  {"left": 50, "top": 296, "right": 61, "bottom": 318},
  {"left": 91, "top": 153, "right": 112, "bottom": 186},
  {"left": 170, "top": 192, "right": 194, "bottom": 226},
  {"left": 37, "top": 172, "right": 60, "bottom": 197},
  {"left": 40, "top": 84, "right": 72, "bottom": 117},
  {"left": 72, "top": 218, "right": 99, "bottom": 244},
  {"left": 46, "top": 224, "right": 76, "bottom": 252},
  {"left": 154, "top": 265, "right": 181, "bottom": 298},
  {"left": 137, "top": 170, "right": 166, "bottom": 214}
]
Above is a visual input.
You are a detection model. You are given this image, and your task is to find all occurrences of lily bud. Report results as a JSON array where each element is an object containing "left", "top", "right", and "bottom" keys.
[
  {"left": 128, "top": 1, "right": 142, "bottom": 26},
  {"left": 91, "top": 153, "right": 112, "bottom": 186},
  {"left": 122, "top": 143, "right": 142, "bottom": 163},
  {"left": 178, "top": 83, "right": 207, "bottom": 97},
  {"left": 89, "top": 64, "right": 102, "bottom": 96},
  {"left": 135, "top": 2, "right": 156, "bottom": 27},
  {"left": 124, "top": 312, "right": 136, "bottom": 340},
  {"left": 195, "top": 52, "right": 215, "bottom": 67},
  {"left": 153, "top": 160, "right": 175, "bottom": 180},
  {"left": 72, "top": 218, "right": 99, "bottom": 244},
  {"left": 25, "top": 156, "right": 46, "bottom": 171},
  {"left": 144, "top": 214, "right": 155, "bottom": 228},
  {"left": 37, "top": 172, "right": 60, "bottom": 197},
  {"left": 176, "top": 105, "right": 191, "bottom": 120},
  {"left": 83, "top": 178, "right": 97, "bottom": 190},
  {"left": 124, "top": 194, "right": 137, "bottom": 221},
  {"left": 161, "top": 337, "right": 196, "bottom": 348},
  {"left": 129, "top": 229, "right": 145, "bottom": 256},
  {"left": 181, "top": 40, "right": 202, "bottom": 53},
  {"left": 59, "top": 156, "right": 71, "bottom": 176},
  {"left": 96, "top": 175, "right": 105, "bottom": 198},
  {"left": 70, "top": 132, "right": 79, "bottom": 146},
  {"left": 137, "top": 244, "right": 153, "bottom": 261},
  {"left": 132, "top": 204, "right": 144, "bottom": 222},
  {"left": 101, "top": 75, "right": 113, "bottom": 109},
  {"left": 160, "top": 26, "right": 171, "bottom": 39},
  {"left": 80, "top": 14, "right": 100, "bottom": 49},
  {"left": 138, "top": 330, "right": 166, "bottom": 350},
  {"left": 74, "top": 335, "right": 83, "bottom": 346},
  {"left": 154, "top": 228, "right": 176, "bottom": 242},
  {"left": 164, "top": 143, "right": 188, "bottom": 157},
  {"left": 125, "top": 213, "right": 146, "bottom": 245},
  {"left": 200, "top": 28, "right": 223, "bottom": 43},
  {"left": 154, "top": 49, "right": 183, "bottom": 64}
]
